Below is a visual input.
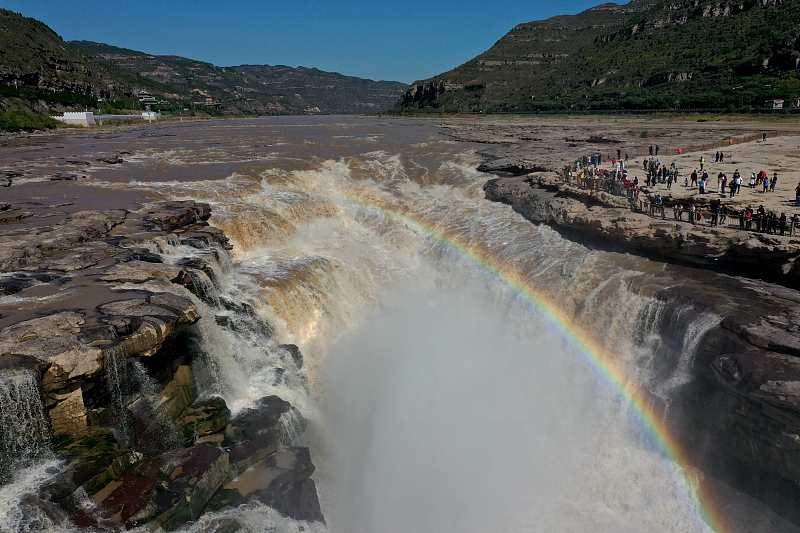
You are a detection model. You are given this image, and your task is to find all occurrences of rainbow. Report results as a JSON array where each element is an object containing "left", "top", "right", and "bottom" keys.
[{"left": 341, "top": 188, "right": 728, "bottom": 533}]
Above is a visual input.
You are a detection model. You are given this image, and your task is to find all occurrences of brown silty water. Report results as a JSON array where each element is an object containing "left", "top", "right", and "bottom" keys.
[{"left": 1, "top": 116, "right": 799, "bottom": 532}]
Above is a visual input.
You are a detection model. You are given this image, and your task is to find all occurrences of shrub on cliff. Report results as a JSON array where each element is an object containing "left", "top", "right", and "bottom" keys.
[{"left": 0, "top": 109, "right": 58, "bottom": 132}]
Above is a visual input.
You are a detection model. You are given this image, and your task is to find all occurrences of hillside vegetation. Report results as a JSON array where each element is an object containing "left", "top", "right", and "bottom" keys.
[
  {"left": 398, "top": 0, "right": 800, "bottom": 113},
  {"left": 0, "top": 8, "right": 406, "bottom": 130},
  {"left": 70, "top": 42, "right": 407, "bottom": 115}
]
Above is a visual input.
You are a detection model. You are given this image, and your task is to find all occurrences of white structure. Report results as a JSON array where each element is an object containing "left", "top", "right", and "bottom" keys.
[
  {"left": 55, "top": 112, "right": 97, "bottom": 126},
  {"left": 142, "top": 111, "right": 161, "bottom": 122},
  {"left": 765, "top": 99, "right": 785, "bottom": 111},
  {"left": 52, "top": 111, "right": 161, "bottom": 127}
]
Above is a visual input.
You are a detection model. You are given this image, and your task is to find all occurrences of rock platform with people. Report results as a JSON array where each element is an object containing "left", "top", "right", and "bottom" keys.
[
  {"left": 483, "top": 134, "right": 800, "bottom": 290},
  {"left": 623, "top": 136, "right": 800, "bottom": 237}
]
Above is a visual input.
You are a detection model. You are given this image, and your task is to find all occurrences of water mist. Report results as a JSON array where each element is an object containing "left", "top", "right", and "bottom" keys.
[{"left": 313, "top": 269, "right": 712, "bottom": 533}]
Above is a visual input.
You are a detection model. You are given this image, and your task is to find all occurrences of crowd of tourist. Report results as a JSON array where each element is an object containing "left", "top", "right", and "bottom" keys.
[{"left": 565, "top": 146, "right": 800, "bottom": 237}]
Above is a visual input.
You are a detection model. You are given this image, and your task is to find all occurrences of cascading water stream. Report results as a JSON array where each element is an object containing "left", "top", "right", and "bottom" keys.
[
  {"left": 4, "top": 119, "right": 792, "bottom": 532},
  {"left": 0, "top": 369, "right": 51, "bottom": 482}
]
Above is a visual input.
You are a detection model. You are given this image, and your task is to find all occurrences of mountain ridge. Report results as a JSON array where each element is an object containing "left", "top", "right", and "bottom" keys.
[
  {"left": 0, "top": 9, "right": 406, "bottom": 123},
  {"left": 398, "top": 0, "right": 800, "bottom": 113}
]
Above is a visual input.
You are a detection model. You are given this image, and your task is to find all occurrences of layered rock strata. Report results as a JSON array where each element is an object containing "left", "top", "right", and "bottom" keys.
[
  {"left": 485, "top": 174, "right": 800, "bottom": 289},
  {"left": 0, "top": 200, "right": 323, "bottom": 530},
  {"left": 484, "top": 174, "right": 800, "bottom": 524}
]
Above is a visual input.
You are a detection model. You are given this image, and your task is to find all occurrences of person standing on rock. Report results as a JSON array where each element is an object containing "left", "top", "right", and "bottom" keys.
[
  {"left": 689, "top": 202, "right": 697, "bottom": 224},
  {"left": 649, "top": 145, "right": 654, "bottom": 156},
  {"left": 738, "top": 208, "right": 745, "bottom": 229},
  {"left": 791, "top": 213, "right": 800, "bottom": 235},
  {"left": 700, "top": 155, "right": 705, "bottom": 170},
  {"left": 711, "top": 200, "right": 720, "bottom": 226},
  {"left": 691, "top": 169, "right": 698, "bottom": 188},
  {"left": 763, "top": 176, "right": 770, "bottom": 193},
  {"left": 757, "top": 205, "right": 766, "bottom": 231},
  {"left": 780, "top": 213, "right": 788, "bottom": 236},
  {"left": 771, "top": 172, "right": 778, "bottom": 192},
  {"left": 750, "top": 173, "right": 757, "bottom": 188}
]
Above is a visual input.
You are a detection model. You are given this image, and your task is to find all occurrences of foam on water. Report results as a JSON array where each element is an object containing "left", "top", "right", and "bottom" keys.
[{"left": 1, "top": 132, "right": 771, "bottom": 531}]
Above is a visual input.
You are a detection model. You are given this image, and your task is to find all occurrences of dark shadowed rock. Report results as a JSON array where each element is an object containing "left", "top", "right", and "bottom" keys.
[
  {"left": 278, "top": 344, "right": 303, "bottom": 369},
  {"left": 97, "top": 443, "right": 235, "bottom": 530},
  {"left": 177, "top": 396, "right": 231, "bottom": 446},
  {"left": 96, "top": 156, "right": 124, "bottom": 165},
  {"left": 248, "top": 447, "right": 323, "bottom": 523},
  {"left": 478, "top": 158, "right": 550, "bottom": 176},
  {"left": 224, "top": 396, "right": 307, "bottom": 471}
]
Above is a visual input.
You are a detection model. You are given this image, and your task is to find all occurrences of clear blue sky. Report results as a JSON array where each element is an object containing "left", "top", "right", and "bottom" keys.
[{"left": 2, "top": 0, "right": 603, "bottom": 83}]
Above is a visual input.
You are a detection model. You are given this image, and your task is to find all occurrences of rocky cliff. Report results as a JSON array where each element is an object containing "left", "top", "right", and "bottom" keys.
[
  {"left": 0, "top": 201, "right": 323, "bottom": 530},
  {"left": 484, "top": 174, "right": 800, "bottom": 288},
  {"left": 483, "top": 173, "right": 800, "bottom": 524},
  {"left": 398, "top": 0, "right": 800, "bottom": 112}
]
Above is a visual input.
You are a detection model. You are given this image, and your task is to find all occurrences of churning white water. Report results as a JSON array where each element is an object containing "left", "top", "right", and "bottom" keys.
[
  {"left": 311, "top": 261, "right": 710, "bottom": 533},
  {"left": 125, "top": 149, "right": 720, "bottom": 532},
  {"left": 0, "top": 119, "right": 741, "bottom": 532}
]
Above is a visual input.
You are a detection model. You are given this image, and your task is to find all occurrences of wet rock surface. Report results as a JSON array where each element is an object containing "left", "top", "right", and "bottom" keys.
[{"left": 0, "top": 199, "right": 323, "bottom": 529}]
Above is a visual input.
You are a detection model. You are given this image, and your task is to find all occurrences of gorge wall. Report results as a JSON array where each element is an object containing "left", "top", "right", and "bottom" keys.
[
  {"left": 483, "top": 173, "right": 800, "bottom": 525},
  {"left": 0, "top": 201, "right": 324, "bottom": 531}
]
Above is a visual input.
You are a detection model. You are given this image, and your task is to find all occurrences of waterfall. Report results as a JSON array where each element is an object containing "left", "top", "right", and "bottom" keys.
[
  {"left": 129, "top": 360, "right": 182, "bottom": 451},
  {"left": 105, "top": 351, "right": 181, "bottom": 452},
  {"left": 0, "top": 369, "right": 50, "bottom": 482},
  {"left": 278, "top": 408, "right": 305, "bottom": 445},
  {"left": 104, "top": 348, "right": 133, "bottom": 446}
]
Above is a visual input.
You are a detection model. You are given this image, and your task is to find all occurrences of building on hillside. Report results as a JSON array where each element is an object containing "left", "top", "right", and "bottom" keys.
[
  {"left": 765, "top": 99, "right": 785, "bottom": 111},
  {"left": 137, "top": 91, "right": 157, "bottom": 105}
]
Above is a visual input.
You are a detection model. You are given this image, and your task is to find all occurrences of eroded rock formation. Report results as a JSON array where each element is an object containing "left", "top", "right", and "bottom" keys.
[
  {"left": 0, "top": 200, "right": 323, "bottom": 530},
  {"left": 484, "top": 173, "right": 800, "bottom": 522}
]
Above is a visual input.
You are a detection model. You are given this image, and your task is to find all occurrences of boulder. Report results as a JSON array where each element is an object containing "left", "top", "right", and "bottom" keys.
[
  {"left": 224, "top": 396, "right": 303, "bottom": 469},
  {"left": 0, "top": 312, "right": 104, "bottom": 395},
  {"left": 159, "top": 365, "right": 196, "bottom": 420},
  {"left": 96, "top": 443, "right": 235, "bottom": 530},
  {"left": 176, "top": 396, "right": 231, "bottom": 446},
  {"left": 96, "top": 156, "right": 124, "bottom": 165},
  {"left": 278, "top": 344, "right": 303, "bottom": 369},
  {"left": 211, "top": 447, "right": 323, "bottom": 523},
  {"left": 49, "top": 388, "right": 89, "bottom": 436},
  {"left": 248, "top": 447, "right": 323, "bottom": 522}
]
